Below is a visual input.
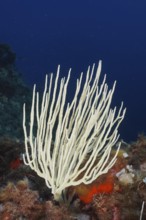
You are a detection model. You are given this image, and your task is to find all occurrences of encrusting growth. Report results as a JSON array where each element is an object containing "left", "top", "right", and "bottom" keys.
[{"left": 23, "top": 61, "right": 126, "bottom": 202}]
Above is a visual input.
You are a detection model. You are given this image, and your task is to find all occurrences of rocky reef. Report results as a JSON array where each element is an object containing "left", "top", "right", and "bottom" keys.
[
  {"left": 0, "top": 44, "right": 146, "bottom": 219},
  {"left": 0, "top": 43, "right": 31, "bottom": 139}
]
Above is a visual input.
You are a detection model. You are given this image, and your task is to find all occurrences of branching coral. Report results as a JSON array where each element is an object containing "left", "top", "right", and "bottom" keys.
[{"left": 23, "top": 61, "right": 126, "bottom": 202}]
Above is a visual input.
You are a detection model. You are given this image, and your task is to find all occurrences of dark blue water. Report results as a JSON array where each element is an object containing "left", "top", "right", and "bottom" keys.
[{"left": 0, "top": 0, "right": 146, "bottom": 142}]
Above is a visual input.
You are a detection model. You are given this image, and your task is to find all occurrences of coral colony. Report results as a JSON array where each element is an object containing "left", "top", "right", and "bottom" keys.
[
  {"left": 1, "top": 47, "right": 146, "bottom": 219},
  {"left": 23, "top": 60, "right": 126, "bottom": 202}
]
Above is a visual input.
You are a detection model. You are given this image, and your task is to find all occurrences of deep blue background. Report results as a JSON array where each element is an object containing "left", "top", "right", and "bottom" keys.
[{"left": 0, "top": 0, "right": 146, "bottom": 142}]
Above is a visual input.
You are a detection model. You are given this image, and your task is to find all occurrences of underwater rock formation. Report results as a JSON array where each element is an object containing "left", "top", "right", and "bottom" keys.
[
  {"left": 0, "top": 44, "right": 31, "bottom": 139},
  {"left": 0, "top": 44, "right": 16, "bottom": 68}
]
